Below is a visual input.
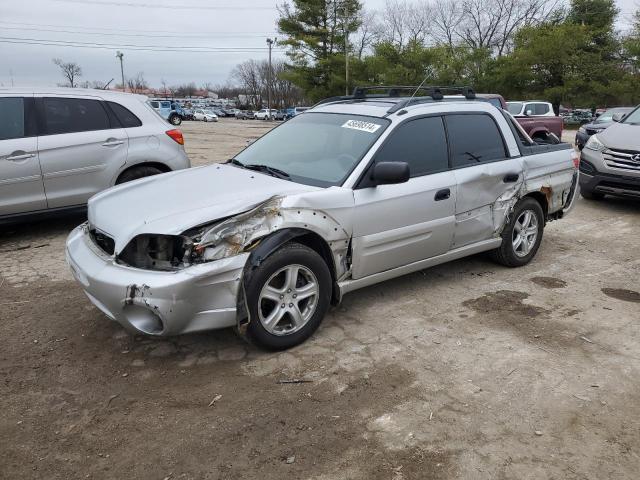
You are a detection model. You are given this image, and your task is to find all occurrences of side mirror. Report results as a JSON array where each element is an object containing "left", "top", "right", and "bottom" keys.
[
  {"left": 612, "top": 112, "right": 624, "bottom": 122},
  {"left": 525, "top": 109, "right": 533, "bottom": 116},
  {"left": 372, "top": 162, "right": 410, "bottom": 186}
]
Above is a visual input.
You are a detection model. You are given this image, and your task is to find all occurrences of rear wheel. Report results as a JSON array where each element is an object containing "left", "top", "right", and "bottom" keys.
[
  {"left": 244, "top": 242, "right": 331, "bottom": 350},
  {"left": 116, "top": 165, "right": 164, "bottom": 185},
  {"left": 491, "top": 197, "right": 545, "bottom": 267},
  {"left": 169, "top": 114, "right": 181, "bottom": 126}
]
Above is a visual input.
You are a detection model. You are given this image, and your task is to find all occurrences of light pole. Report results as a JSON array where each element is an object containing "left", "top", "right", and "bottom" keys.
[
  {"left": 116, "top": 51, "right": 125, "bottom": 92},
  {"left": 344, "top": 4, "right": 349, "bottom": 95},
  {"left": 266, "top": 38, "right": 275, "bottom": 119}
]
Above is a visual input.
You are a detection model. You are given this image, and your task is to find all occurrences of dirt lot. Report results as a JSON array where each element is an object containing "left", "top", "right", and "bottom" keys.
[{"left": 1, "top": 120, "right": 639, "bottom": 479}]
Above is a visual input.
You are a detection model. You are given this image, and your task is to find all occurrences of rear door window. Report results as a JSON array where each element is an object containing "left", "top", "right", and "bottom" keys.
[
  {"left": 374, "top": 116, "right": 448, "bottom": 176},
  {"left": 42, "top": 97, "right": 111, "bottom": 135},
  {"left": 0, "top": 97, "right": 25, "bottom": 140},
  {"left": 533, "top": 103, "right": 550, "bottom": 115},
  {"left": 445, "top": 114, "right": 507, "bottom": 168}
]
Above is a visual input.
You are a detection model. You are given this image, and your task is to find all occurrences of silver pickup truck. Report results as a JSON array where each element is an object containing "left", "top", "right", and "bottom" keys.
[{"left": 66, "top": 86, "right": 580, "bottom": 350}]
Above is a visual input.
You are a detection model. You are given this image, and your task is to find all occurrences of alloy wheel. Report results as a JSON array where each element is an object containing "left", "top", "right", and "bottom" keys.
[
  {"left": 512, "top": 209, "right": 539, "bottom": 257},
  {"left": 258, "top": 264, "right": 319, "bottom": 336}
]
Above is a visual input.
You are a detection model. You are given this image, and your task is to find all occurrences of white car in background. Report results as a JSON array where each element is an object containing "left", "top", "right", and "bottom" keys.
[
  {"left": 193, "top": 109, "right": 218, "bottom": 122},
  {"left": 254, "top": 108, "right": 278, "bottom": 120},
  {"left": 0, "top": 88, "right": 190, "bottom": 223}
]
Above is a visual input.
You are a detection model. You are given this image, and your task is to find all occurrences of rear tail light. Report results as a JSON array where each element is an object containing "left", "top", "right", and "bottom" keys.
[
  {"left": 571, "top": 150, "right": 580, "bottom": 169},
  {"left": 166, "top": 129, "right": 184, "bottom": 145}
]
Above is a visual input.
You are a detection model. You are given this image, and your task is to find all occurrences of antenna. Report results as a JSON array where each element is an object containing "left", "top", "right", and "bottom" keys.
[
  {"left": 407, "top": 75, "right": 430, "bottom": 104},
  {"left": 102, "top": 78, "right": 114, "bottom": 90}
]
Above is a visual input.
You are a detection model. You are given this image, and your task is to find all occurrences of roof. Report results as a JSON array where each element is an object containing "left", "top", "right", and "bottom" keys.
[
  {"left": 310, "top": 95, "right": 502, "bottom": 119},
  {"left": 0, "top": 87, "right": 148, "bottom": 101}
]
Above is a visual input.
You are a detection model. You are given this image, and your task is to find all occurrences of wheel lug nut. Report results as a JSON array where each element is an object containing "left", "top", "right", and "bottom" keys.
[
  {"left": 287, "top": 289, "right": 291, "bottom": 293},
  {"left": 289, "top": 303, "right": 293, "bottom": 308},
  {"left": 280, "top": 294, "right": 284, "bottom": 299},
  {"left": 281, "top": 303, "right": 285, "bottom": 308},
  {"left": 293, "top": 294, "right": 297, "bottom": 298}
]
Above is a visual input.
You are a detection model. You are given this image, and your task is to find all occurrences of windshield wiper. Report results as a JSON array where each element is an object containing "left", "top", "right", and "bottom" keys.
[
  {"left": 244, "top": 164, "right": 291, "bottom": 180},
  {"left": 226, "top": 158, "right": 245, "bottom": 167}
]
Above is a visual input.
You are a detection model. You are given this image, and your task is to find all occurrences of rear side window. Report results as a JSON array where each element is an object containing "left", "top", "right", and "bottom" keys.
[
  {"left": 374, "top": 116, "right": 448, "bottom": 176},
  {"left": 43, "top": 97, "right": 110, "bottom": 135},
  {"left": 0, "top": 97, "right": 25, "bottom": 140},
  {"left": 533, "top": 103, "right": 550, "bottom": 115},
  {"left": 107, "top": 101, "right": 142, "bottom": 128},
  {"left": 446, "top": 114, "right": 506, "bottom": 168}
]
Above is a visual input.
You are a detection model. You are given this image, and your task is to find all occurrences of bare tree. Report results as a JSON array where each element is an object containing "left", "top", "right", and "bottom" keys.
[
  {"left": 52, "top": 58, "right": 82, "bottom": 87},
  {"left": 126, "top": 72, "right": 148, "bottom": 94},
  {"left": 232, "top": 59, "right": 263, "bottom": 108},
  {"left": 430, "top": 0, "right": 463, "bottom": 48},
  {"left": 353, "top": 10, "right": 379, "bottom": 58},
  {"left": 378, "top": 0, "right": 432, "bottom": 48}
]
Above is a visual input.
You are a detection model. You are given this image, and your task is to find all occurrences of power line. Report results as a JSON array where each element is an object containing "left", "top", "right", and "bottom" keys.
[
  {"left": 0, "top": 21, "right": 277, "bottom": 36},
  {"left": 0, "top": 25, "right": 279, "bottom": 39},
  {"left": 52, "top": 0, "right": 276, "bottom": 10},
  {"left": 0, "top": 37, "right": 284, "bottom": 53},
  {"left": 0, "top": 36, "right": 286, "bottom": 52}
]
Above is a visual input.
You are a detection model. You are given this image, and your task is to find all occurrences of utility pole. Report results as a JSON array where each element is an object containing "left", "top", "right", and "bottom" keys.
[
  {"left": 116, "top": 51, "right": 125, "bottom": 92},
  {"left": 344, "top": 3, "right": 349, "bottom": 95},
  {"left": 266, "top": 38, "right": 275, "bottom": 120}
]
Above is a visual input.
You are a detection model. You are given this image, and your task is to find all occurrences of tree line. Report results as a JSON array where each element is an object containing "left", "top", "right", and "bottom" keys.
[{"left": 274, "top": 0, "right": 640, "bottom": 110}]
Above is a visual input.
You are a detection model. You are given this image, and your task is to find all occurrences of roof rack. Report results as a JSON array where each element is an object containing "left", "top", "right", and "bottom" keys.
[{"left": 314, "top": 85, "right": 476, "bottom": 113}]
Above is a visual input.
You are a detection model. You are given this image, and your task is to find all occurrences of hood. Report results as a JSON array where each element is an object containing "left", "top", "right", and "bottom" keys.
[
  {"left": 583, "top": 121, "right": 611, "bottom": 131},
  {"left": 88, "top": 164, "right": 319, "bottom": 252},
  {"left": 598, "top": 122, "right": 640, "bottom": 151}
]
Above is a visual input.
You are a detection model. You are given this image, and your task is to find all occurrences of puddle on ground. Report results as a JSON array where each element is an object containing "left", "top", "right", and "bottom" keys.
[{"left": 602, "top": 288, "right": 640, "bottom": 303}]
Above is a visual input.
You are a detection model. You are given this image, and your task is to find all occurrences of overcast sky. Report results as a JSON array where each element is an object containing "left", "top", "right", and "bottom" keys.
[{"left": 0, "top": 0, "right": 636, "bottom": 89}]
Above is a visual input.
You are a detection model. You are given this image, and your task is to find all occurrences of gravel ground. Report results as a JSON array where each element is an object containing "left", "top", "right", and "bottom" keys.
[{"left": 1, "top": 120, "right": 639, "bottom": 480}]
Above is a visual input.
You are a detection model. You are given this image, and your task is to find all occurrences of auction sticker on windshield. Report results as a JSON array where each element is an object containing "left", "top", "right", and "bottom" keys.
[{"left": 342, "top": 119, "right": 381, "bottom": 133}]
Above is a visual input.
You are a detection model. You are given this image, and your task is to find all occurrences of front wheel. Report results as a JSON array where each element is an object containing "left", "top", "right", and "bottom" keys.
[
  {"left": 244, "top": 242, "right": 332, "bottom": 350},
  {"left": 491, "top": 197, "right": 544, "bottom": 267},
  {"left": 169, "top": 114, "right": 181, "bottom": 126}
]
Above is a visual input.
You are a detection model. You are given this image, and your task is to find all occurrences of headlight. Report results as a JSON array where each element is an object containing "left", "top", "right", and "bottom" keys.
[
  {"left": 578, "top": 126, "right": 586, "bottom": 134},
  {"left": 584, "top": 134, "right": 605, "bottom": 151},
  {"left": 118, "top": 234, "right": 193, "bottom": 270}
]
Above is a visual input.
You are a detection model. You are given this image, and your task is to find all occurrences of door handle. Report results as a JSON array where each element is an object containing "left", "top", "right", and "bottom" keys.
[
  {"left": 503, "top": 173, "right": 520, "bottom": 183},
  {"left": 434, "top": 188, "right": 451, "bottom": 201},
  {"left": 6, "top": 153, "right": 36, "bottom": 161},
  {"left": 101, "top": 140, "right": 124, "bottom": 147}
]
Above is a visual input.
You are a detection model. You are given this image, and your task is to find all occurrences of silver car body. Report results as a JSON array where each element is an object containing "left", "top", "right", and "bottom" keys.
[
  {"left": 66, "top": 100, "right": 578, "bottom": 337},
  {"left": 0, "top": 88, "right": 190, "bottom": 219}
]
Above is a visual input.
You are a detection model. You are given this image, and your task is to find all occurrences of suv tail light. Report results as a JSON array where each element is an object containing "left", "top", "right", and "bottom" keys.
[{"left": 166, "top": 129, "right": 184, "bottom": 145}]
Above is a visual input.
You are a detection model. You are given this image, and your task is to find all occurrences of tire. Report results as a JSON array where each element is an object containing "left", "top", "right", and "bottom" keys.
[
  {"left": 169, "top": 114, "right": 181, "bottom": 126},
  {"left": 116, "top": 165, "right": 164, "bottom": 185},
  {"left": 203, "top": 117, "right": 208, "bottom": 122},
  {"left": 244, "top": 242, "right": 332, "bottom": 350},
  {"left": 491, "top": 197, "right": 545, "bottom": 268},
  {"left": 581, "top": 189, "right": 604, "bottom": 200}
]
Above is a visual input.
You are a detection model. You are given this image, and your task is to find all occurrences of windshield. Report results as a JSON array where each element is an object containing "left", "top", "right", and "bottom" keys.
[
  {"left": 622, "top": 106, "right": 640, "bottom": 125},
  {"left": 597, "top": 108, "right": 632, "bottom": 124},
  {"left": 506, "top": 102, "right": 523, "bottom": 115},
  {"left": 233, "top": 112, "right": 389, "bottom": 187}
]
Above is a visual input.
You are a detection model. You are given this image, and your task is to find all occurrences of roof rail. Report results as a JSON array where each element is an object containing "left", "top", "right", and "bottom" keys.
[{"left": 313, "top": 85, "right": 476, "bottom": 111}]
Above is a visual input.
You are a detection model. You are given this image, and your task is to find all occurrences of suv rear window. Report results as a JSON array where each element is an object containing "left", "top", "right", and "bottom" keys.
[
  {"left": 43, "top": 97, "right": 110, "bottom": 135},
  {"left": 446, "top": 114, "right": 506, "bottom": 168},
  {"left": 0, "top": 97, "right": 25, "bottom": 140},
  {"left": 107, "top": 101, "right": 142, "bottom": 128}
]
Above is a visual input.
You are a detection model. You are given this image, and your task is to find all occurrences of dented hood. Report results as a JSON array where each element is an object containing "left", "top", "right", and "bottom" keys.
[{"left": 87, "top": 164, "right": 319, "bottom": 252}]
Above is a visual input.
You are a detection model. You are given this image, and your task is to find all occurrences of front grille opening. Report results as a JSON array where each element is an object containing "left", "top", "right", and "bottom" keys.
[
  {"left": 90, "top": 229, "right": 115, "bottom": 255},
  {"left": 118, "top": 235, "right": 191, "bottom": 271}
]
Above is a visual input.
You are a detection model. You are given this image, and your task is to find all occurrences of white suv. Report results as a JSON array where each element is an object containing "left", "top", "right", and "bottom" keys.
[
  {"left": 254, "top": 108, "right": 278, "bottom": 120},
  {"left": 506, "top": 101, "right": 555, "bottom": 117},
  {"left": 0, "top": 88, "right": 190, "bottom": 222}
]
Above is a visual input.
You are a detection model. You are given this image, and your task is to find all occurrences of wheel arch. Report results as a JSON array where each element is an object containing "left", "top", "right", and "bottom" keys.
[
  {"left": 522, "top": 191, "right": 549, "bottom": 221},
  {"left": 115, "top": 162, "right": 171, "bottom": 185}
]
